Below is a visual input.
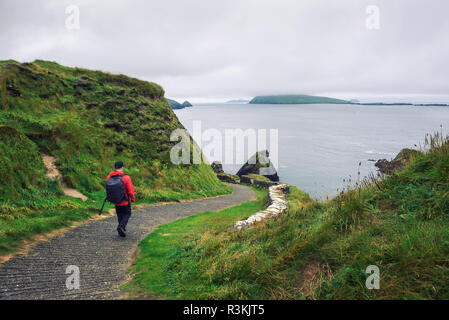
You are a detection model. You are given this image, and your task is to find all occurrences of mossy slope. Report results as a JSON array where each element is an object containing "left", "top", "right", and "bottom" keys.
[{"left": 0, "top": 60, "right": 229, "bottom": 254}]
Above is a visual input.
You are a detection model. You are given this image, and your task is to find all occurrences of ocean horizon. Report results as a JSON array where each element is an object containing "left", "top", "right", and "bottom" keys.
[{"left": 175, "top": 103, "right": 449, "bottom": 199}]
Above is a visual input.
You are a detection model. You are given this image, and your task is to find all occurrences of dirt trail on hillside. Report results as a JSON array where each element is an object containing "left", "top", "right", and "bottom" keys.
[
  {"left": 0, "top": 184, "right": 255, "bottom": 300},
  {"left": 41, "top": 154, "right": 88, "bottom": 202}
]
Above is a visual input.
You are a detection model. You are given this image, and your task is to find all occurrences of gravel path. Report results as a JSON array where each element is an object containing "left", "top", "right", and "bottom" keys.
[{"left": 0, "top": 184, "right": 255, "bottom": 300}]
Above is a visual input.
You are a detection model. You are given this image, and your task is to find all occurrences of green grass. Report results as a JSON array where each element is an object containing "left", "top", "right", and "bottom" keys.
[
  {"left": 0, "top": 203, "right": 98, "bottom": 255},
  {"left": 122, "top": 187, "right": 267, "bottom": 299},
  {"left": 247, "top": 174, "right": 271, "bottom": 182},
  {"left": 0, "top": 60, "right": 230, "bottom": 256},
  {"left": 125, "top": 132, "right": 449, "bottom": 300}
]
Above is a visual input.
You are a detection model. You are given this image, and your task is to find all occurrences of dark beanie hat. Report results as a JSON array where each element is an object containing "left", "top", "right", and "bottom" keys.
[{"left": 114, "top": 161, "right": 125, "bottom": 169}]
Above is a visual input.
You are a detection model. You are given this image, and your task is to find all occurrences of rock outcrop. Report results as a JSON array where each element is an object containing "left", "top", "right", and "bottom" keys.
[
  {"left": 239, "top": 175, "right": 252, "bottom": 184},
  {"left": 375, "top": 148, "right": 422, "bottom": 175},
  {"left": 73, "top": 77, "right": 93, "bottom": 90},
  {"left": 253, "top": 179, "right": 279, "bottom": 188},
  {"left": 211, "top": 161, "right": 224, "bottom": 174},
  {"left": 210, "top": 161, "right": 240, "bottom": 183},
  {"left": 0, "top": 60, "right": 221, "bottom": 205},
  {"left": 232, "top": 184, "right": 289, "bottom": 230},
  {"left": 216, "top": 173, "right": 240, "bottom": 184},
  {"left": 167, "top": 98, "right": 193, "bottom": 109},
  {"left": 236, "top": 150, "right": 279, "bottom": 182},
  {"left": 6, "top": 84, "right": 20, "bottom": 97},
  {"left": 240, "top": 175, "right": 279, "bottom": 188}
]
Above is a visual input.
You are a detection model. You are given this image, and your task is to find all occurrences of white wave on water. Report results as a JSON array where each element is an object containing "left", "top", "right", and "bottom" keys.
[{"left": 365, "top": 150, "right": 395, "bottom": 156}]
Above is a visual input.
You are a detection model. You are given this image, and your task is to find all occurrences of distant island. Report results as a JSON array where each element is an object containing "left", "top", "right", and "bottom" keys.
[
  {"left": 413, "top": 103, "right": 449, "bottom": 107},
  {"left": 355, "top": 102, "right": 413, "bottom": 106},
  {"left": 249, "top": 94, "right": 448, "bottom": 106},
  {"left": 167, "top": 99, "right": 193, "bottom": 109},
  {"left": 351, "top": 102, "right": 448, "bottom": 106},
  {"left": 249, "top": 95, "right": 349, "bottom": 104}
]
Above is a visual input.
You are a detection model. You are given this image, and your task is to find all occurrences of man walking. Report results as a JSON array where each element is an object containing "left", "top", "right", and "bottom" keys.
[{"left": 106, "top": 161, "right": 135, "bottom": 237}]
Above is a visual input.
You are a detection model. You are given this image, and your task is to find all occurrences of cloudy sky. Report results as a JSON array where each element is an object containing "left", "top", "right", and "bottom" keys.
[{"left": 1, "top": 0, "right": 448, "bottom": 102}]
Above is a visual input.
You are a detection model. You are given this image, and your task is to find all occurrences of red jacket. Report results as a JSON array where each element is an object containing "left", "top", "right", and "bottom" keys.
[{"left": 106, "top": 171, "right": 135, "bottom": 206}]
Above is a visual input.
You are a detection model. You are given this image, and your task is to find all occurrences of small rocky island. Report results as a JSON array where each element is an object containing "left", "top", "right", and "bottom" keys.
[
  {"left": 236, "top": 150, "right": 279, "bottom": 182},
  {"left": 211, "top": 150, "right": 281, "bottom": 188},
  {"left": 209, "top": 150, "right": 289, "bottom": 231},
  {"left": 375, "top": 148, "right": 422, "bottom": 174},
  {"left": 167, "top": 98, "right": 193, "bottom": 110}
]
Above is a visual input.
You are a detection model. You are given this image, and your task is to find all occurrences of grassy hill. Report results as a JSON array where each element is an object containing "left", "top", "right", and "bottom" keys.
[
  {"left": 249, "top": 94, "right": 349, "bottom": 104},
  {"left": 0, "top": 60, "right": 230, "bottom": 255},
  {"left": 125, "top": 132, "right": 449, "bottom": 299}
]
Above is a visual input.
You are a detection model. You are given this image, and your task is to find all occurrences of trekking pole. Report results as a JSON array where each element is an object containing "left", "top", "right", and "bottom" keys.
[{"left": 99, "top": 198, "right": 107, "bottom": 215}]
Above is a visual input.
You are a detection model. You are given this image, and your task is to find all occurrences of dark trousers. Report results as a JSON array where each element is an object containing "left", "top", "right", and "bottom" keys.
[{"left": 115, "top": 204, "right": 132, "bottom": 230}]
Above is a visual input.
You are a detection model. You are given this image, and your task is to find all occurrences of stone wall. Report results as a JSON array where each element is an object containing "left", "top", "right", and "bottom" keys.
[
  {"left": 253, "top": 179, "right": 279, "bottom": 188},
  {"left": 231, "top": 184, "right": 290, "bottom": 230}
]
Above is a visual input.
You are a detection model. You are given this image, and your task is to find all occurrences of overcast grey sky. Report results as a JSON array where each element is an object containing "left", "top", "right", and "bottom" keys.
[{"left": 1, "top": 0, "right": 448, "bottom": 102}]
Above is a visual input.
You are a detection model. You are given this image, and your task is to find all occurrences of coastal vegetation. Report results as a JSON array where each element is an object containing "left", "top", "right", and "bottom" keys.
[
  {"left": 122, "top": 187, "right": 268, "bottom": 298},
  {"left": 0, "top": 60, "right": 229, "bottom": 255},
  {"left": 126, "top": 132, "right": 449, "bottom": 299},
  {"left": 2, "top": 59, "right": 448, "bottom": 300}
]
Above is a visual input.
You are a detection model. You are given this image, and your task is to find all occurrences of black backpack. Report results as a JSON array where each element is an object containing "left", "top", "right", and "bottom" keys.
[{"left": 106, "top": 175, "right": 128, "bottom": 203}]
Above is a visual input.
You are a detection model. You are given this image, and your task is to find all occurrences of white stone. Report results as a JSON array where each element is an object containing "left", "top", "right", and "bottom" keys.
[{"left": 232, "top": 184, "right": 290, "bottom": 230}]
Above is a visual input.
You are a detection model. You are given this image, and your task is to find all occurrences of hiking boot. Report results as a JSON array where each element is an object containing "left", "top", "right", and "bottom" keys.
[{"left": 117, "top": 227, "right": 126, "bottom": 238}]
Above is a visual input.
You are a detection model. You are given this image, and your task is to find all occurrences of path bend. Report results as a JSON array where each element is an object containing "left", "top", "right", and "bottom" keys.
[{"left": 0, "top": 184, "right": 255, "bottom": 300}]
